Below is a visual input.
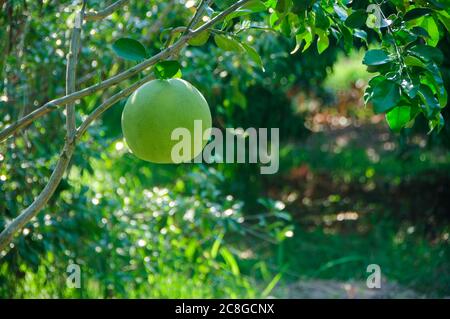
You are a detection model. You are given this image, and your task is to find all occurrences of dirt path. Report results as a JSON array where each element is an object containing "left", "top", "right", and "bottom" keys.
[{"left": 272, "top": 279, "right": 421, "bottom": 299}]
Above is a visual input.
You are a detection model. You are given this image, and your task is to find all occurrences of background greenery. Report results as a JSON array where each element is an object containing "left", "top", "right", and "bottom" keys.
[{"left": 0, "top": 0, "right": 449, "bottom": 298}]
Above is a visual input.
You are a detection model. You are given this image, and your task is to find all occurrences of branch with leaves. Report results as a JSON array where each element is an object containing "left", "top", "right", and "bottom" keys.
[
  {"left": 0, "top": 0, "right": 253, "bottom": 255},
  {"left": 0, "top": 2, "right": 87, "bottom": 253},
  {"left": 0, "top": 0, "right": 252, "bottom": 143}
]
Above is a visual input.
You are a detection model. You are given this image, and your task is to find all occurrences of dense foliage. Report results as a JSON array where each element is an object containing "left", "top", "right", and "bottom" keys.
[{"left": 1, "top": 0, "right": 449, "bottom": 298}]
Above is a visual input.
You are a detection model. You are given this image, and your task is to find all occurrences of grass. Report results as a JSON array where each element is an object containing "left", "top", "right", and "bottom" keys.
[
  {"left": 254, "top": 123, "right": 450, "bottom": 298},
  {"left": 276, "top": 221, "right": 449, "bottom": 297}
]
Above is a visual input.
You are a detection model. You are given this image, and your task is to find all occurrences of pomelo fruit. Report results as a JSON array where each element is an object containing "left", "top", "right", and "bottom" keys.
[{"left": 121, "top": 78, "right": 212, "bottom": 163}]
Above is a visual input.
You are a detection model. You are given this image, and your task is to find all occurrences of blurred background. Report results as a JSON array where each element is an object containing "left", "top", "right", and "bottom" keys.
[{"left": 0, "top": 0, "right": 449, "bottom": 298}]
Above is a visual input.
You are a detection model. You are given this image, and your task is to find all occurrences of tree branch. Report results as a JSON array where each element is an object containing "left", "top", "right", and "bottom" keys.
[
  {"left": 66, "top": 2, "right": 86, "bottom": 137},
  {"left": 0, "top": 143, "right": 76, "bottom": 253},
  {"left": 0, "top": 2, "right": 86, "bottom": 254},
  {"left": 76, "top": 74, "right": 154, "bottom": 139},
  {"left": 183, "top": 0, "right": 210, "bottom": 36},
  {"left": 84, "top": 0, "right": 129, "bottom": 21},
  {"left": 0, "top": 0, "right": 251, "bottom": 143}
]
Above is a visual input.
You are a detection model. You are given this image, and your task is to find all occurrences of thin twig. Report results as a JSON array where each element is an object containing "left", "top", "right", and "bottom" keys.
[
  {"left": 76, "top": 74, "right": 154, "bottom": 139},
  {"left": 183, "top": 0, "right": 210, "bottom": 36},
  {"left": 191, "top": 0, "right": 247, "bottom": 35},
  {"left": 84, "top": 0, "right": 129, "bottom": 21}
]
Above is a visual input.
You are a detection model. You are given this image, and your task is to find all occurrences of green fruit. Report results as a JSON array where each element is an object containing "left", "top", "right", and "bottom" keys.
[{"left": 121, "top": 78, "right": 212, "bottom": 163}]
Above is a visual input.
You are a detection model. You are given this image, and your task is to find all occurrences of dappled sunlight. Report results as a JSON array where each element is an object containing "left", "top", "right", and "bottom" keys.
[{"left": 1, "top": 0, "right": 449, "bottom": 300}]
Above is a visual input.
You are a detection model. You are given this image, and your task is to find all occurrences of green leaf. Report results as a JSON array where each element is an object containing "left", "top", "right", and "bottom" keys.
[
  {"left": 261, "top": 273, "right": 282, "bottom": 298},
  {"left": 411, "top": 26, "right": 430, "bottom": 39},
  {"left": 333, "top": 4, "right": 348, "bottom": 21},
  {"left": 314, "top": 6, "right": 330, "bottom": 29},
  {"left": 363, "top": 49, "right": 392, "bottom": 66},
  {"left": 408, "top": 45, "right": 444, "bottom": 64},
  {"left": 404, "top": 55, "right": 427, "bottom": 68},
  {"left": 341, "top": 25, "right": 353, "bottom": 52},
  {"left": 225, "top": 9, "right": 255, "bottom": 22},
  {"left": 404, "top": 8, "right": 433, "bottom": 21},
  {"left": 401, "top": 76, "right": 420, "bottom": 99},
  {"left": 210, "top": 233, "right": 224, "bottom": 259},
  {"left": 112, "top": 38, "right": 147, "bottom": 62},
  {"left": 241, "top": 42, "right": 265, "bottom": 71},
  {"left": 428, "top": 113, "right": 444, "bottom": 133},
  {"left": 242, "top": 0, "right": 267, "bottom": 11},
  {"left": 345, "top": 10, "right": 367, "bottom": 28},
  {"left": 365, "top": 76, "right": 385, "bottom": 104},
  {"left": 386, "top": 105, "right": 414, "bottom": 132},
  {"left": 188, "top": 30, "right": 210, "bottom": 46},
  {"left": 354, "top": 29, "right": 368, "bottom": 46},
  {"left": 215, "top": 0, "right": 236, "bottom": 10},
  {"left": 422, "top": 63, "right": 447, "bottom": 107},
  {"left": 427, "top": 0, "right": 447, "bottom": 10},
  {"left": 437, "top": 10, "right": 450, "bottom": 33},
  {"left": 220, "top": 247, "right": 240, "bottom": 276},
  {"left": 369, "top": 78, "right": 401, "bottom": 113},
  {"left": 275, "top": 0, "right": 291, "bottom": 15},
  {"left": 395, "top": 29, "right": 418, "bottom": 45},
  {"left": 419, "top": 16, "right": 440, "bottom": 47},
  {"left": 316, "top": 29, "right": 329, "bottom": 54},
  {"left": 185, "top": 241, "right": 197, "bottom": 262},
  {"left": 291, "top": 27, "right": 313, "bottom": 54},
  {"left": 225, "top": 1, "right": 267, "bottom": 22},
  {"left": 301, "top": 28, "right": 314, "bottom": 52},
  {"left": 154, "top": 60, "right": 182, "bottom": 79},
  {"left": 265, "top": 0, "right": 277, "bottom": 9},
  {"left": 278, "top": 14, "right": 292, "bottom": 36},
  {"left": 269, "top": 11, "right": 280, "bottom": 28},
  {"left": 214, "top": 34, "right": 244, "bottom": 52}
]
